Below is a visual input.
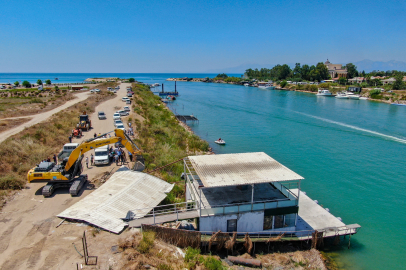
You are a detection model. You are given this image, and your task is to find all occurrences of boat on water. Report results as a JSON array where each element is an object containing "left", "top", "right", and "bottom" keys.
[
  {"left": 316, "top": 89, "right": 332, "bottom": 96},
  {"left": 258, "top": 82, "right": 274, "bottom": 89},
  {"left": 215, "top": 139, "right": 226, "bottom": 145},
  {"left": 346, "top": 92, "right": 360, "bottom": 100},
  {"left": 335, "top": 92, "right": 348, "bottom": 99},
  {"left": 391, "top": 103, "right": 406, "bottom": 106},
  {"left": 244, "top": 83, "right": 249, "bottom": 86},
  {"left": 359, "top": 97, "right": 368, "bottom": 100}
]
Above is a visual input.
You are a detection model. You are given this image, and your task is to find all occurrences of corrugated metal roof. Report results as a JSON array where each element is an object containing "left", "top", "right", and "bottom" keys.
[
  {"left": 187, "top": 152, "right": 304, "bottom": 188},
  {"left": 57, "top": 167, "right": 173, "bottom": 234}
]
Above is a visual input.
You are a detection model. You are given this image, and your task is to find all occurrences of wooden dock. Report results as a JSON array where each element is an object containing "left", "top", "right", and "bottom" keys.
[{"left": 175, "top": 115, "right": 199, "bottom": 122}]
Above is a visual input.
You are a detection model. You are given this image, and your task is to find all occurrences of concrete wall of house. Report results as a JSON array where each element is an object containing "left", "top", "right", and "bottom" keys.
[{"left": 199, "top": 211, "right": 264, "bottom": 232}]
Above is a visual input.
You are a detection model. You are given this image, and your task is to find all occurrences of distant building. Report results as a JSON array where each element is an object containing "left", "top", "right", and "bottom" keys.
[
  {"left": 382, "top": 78, "right": 396, "bottom": 85},
  {"left": 324, "top": 59, "right": 348, "bottom": 78},
  {"left": 348, "top": 77, "right": 365, "bottom": 84}
]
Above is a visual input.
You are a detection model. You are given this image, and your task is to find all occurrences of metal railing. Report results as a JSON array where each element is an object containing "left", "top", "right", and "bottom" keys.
[{"left": 127, "top": 201, "right": 198, "bottom": 222}]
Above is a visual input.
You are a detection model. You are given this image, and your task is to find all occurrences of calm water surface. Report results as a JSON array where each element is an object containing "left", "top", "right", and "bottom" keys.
[{"left": 160, "top": 81, "right": 405, "bottom": 270}]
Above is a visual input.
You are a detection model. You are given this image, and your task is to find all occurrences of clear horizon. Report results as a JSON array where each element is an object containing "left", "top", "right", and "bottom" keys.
[{"left": 1, "top": 0, "right": 405, "bottom": 73}]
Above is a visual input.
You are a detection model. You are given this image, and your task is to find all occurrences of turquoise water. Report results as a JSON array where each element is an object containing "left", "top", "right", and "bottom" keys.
[{"left": 162, "top": 81, "right": 406, "bottom": 270}]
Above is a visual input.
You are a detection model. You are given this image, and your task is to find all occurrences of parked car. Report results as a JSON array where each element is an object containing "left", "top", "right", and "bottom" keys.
[
  {"left": 116, "top": 110, "right": 129, "bottom": 116},
  {"left": 123, "top": 106, "right": 130, "bottom": 111},
  {"left": 113, "top": 113, "right": 121, "bottom": 120},
  {"left": 98, "top": 111, "right": 106, "bottom": 120},
  {"left": 127, "top": 93, "right": 133, "bottom": 97},
  {"left": 126, "top": 99, "right": 131, "bottom": 104},
  {"left": 114, "top": 119, "right": 123, "bottom": 127},
  {"left": 115, "top": 124, "right": 125, "bottom": 131},
  {"left": 90, "top": 89, "right": 96, "bottom": 93},
  {"left": 122, "top": 97, "right": 130, "bottom": 102},
  {"left": 95, "top": 89, "right": 100, "bottom": 92}
]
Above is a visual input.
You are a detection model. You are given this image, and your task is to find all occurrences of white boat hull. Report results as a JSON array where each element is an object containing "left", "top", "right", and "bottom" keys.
[{"left": 215, "top": 140, "right": 226, "bottom": 145}]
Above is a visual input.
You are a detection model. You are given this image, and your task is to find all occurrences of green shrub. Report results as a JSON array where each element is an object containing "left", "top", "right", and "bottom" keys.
[
  {"left": 137, "top": 231, "right": 155, "bottom": 253},
  {"left": 202, "top": 256, "right": 225, "bottom": 270},
  {"left": 185, "top": 247, "right": 201, "bottom": 270},
  {"left": 369, "top": 89, "right": 383, "bottom": 99},
  {"left": 280, "top": 80, "right": 288, "bottom": 88},
  {"left": 30, "top": 98, "right": 43, "bottom": 104}
]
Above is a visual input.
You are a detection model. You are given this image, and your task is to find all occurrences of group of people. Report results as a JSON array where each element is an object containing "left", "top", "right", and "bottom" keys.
[{"left": 42, "top": 154, "right": 58, "bottom": 164}]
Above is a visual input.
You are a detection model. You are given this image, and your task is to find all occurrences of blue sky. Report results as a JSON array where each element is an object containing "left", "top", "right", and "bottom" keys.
[{"left": 1, "top": 0, "right": 405, "bottom": 72}]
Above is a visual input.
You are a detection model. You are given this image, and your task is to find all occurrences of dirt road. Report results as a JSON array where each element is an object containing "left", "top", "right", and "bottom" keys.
[
  {"left": 0, "top": 92, "right": 90, "bottom": 144},
  {"left": 0, "top": 83, "right": 135, "bottom": 269}
]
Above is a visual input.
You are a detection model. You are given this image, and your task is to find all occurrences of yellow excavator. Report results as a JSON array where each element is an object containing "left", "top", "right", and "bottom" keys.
[{"left": 27, "top": 129, "right": 144, "bottom": 197}]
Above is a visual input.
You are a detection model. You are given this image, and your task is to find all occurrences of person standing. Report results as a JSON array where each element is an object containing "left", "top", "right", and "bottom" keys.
[
  {"left": 90, "top": 153, "right": 94, "bottom": 165},
  {"left": 69, "top": 135, "right": 72, "bottom": 143},
  {"left": 128, "top": 151, "right": 133, "bottom": 162},
  {"left": 94, "top": 133, "right": 97, "bottom": 138},
  {"left": 85, "top": 156, "right": 89, "bottom": 168},
  {"left": 53, "top": 154, "right": 57, "bottom": 164}
]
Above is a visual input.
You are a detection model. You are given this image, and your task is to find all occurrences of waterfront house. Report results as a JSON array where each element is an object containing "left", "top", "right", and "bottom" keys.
[
  {"left": 348, "top": 77, "right": 365, "bottom": 84},
  {"left": 184, "top": 152, "right": 303, "bottom": 232}
]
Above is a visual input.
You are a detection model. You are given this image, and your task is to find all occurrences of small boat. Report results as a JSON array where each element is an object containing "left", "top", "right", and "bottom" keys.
[
  {"left": 316, "top": 89, "right": 332, "bottom": 96},
  {"left": 55, "top": 78, "right": 59, "bottom": 80},
  {"left": 244, "top": 83, "right": 249, "bottom": 86},
  {"left": 359, "top": 97, "right": 368, "bottom": 100},
  {"left": 335, "top": 92, "right": 348, "bottom": 99},
  {"left": 258, "top": 83, "right": 273, "bottom": 89},
  {"left": 215, "top": 139, "right": 226, "bottom": 145},
  {"left": 346, "top": 92, "right": 360, "bottom": 100},
  {"left": 391, "top": 103, "right": 406, "bottom": 106}
]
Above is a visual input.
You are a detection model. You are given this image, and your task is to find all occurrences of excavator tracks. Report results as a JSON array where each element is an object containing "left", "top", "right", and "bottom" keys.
[{"left": 42, "top": 174, "right": 88, "bottom": 197}]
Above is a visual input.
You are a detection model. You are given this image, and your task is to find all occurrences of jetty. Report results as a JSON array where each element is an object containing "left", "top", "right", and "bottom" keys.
[
  {"left": 175, "top": 115, "right": 198, "bottom": 123},
  {"left": 158, "top": 82, "right": 179, "bottom": 96}
]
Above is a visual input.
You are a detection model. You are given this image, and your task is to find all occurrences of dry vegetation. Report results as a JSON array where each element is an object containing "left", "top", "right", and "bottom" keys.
[
  {"left": 0, "top": 117, "right": 32, "bottom": 133},
  {"left": 0, "top": 86, "right": 115, "bottom": 209},
  {"left": 0, "top": 89, "right": 76, "bottom": 118}
]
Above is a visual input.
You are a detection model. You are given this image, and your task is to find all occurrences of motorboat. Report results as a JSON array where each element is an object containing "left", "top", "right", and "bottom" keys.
[
  {"left": 359, "top": 97, "right": 368, "bottom": 100},
  {"left": 244, "top": 83, "right": 249, "bottom": 86},
  {"left": 316, "top": 89, "right": 332, "bottom": 96},
  {"left": 215, "top": 139, "right": 226, "bottom": 145},
  {"left": 335, "top": 92, "right": 348, "bottom": 99},
  {"left": 346, "top": 92, "right": 360, "bottom": 100},
  {"left": 258, "top": 83, "right": 274, "bottom": 89}
]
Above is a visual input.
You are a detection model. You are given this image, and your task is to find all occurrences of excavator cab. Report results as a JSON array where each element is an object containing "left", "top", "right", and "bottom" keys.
[{"left": 78, "top": 111, "right": 91, "bottom": 131}]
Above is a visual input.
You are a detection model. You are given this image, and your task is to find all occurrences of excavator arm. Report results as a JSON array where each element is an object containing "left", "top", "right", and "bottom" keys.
[{"left": 65, "top": 129, "right": 143, "bottom": 172}]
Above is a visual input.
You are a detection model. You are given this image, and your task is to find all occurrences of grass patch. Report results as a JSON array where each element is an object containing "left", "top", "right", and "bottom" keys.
[
  {"left": 132, "top": 84, "right": 209, "bottom": 203},
  {"left": 0, "top": 173, "right": 25, "bottom": 189},
  {"left": 137, "top": 231, "right": 156, "bottom": 254}
]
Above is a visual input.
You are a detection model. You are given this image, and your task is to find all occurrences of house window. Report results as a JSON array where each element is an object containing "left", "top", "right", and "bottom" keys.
[
  {"left": 274, "top": 215, "right": 284, "bottom": 229},
  {"left": 263, "top": 215, "right": 273, "bottom": 230},
  {"left": 227, "top": 219, "right": 237, "bottom": 232}
]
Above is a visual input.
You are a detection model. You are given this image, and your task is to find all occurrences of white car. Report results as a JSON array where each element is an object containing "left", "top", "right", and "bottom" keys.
[
  {"left": 95, "top": 89, "right": 100, "bottom": 92},
  {"left": 122, "top": 97, "right": 130, "bottom": 102},
  {"left": 115, "top": 124, "right": 125, "bottom": 131},
  {"left": 123, "top": 106, "right": 130, "bottom": 112},
  {"left": 116, "top": 110, "right": 129, "bottom": 116},
  {"left": 113, "top": 113, "right": 121, "bottom": 120},
  {"left": 90, "top": 89, "right": 96, "bottom": 93},
  {"left": 114, "top": 119, "right": 123, "bottom": 127}
]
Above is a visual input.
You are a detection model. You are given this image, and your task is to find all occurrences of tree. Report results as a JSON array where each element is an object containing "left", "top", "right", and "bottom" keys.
[
  {"left": 280, "top": 80, "right": 288, "bottom": 88},
  {"left": 345, "top": 63, "right": 359, "bottom": 79},
  {"left": 216, "top": 73, "right": 228, "bottom": 79},
  {"left": 37, "top": 79, "right": 43, "bottom": 85},
  {"left": 315, "top": 62, "right": 330, "bottom": 81},
  {"left": 128, "top": 78, "right": 135, "bottom": 82},
  {"left": 45, "top": 79, "right": 51, "bottom": 85},
  {"left": 14, "top": 81, "right": 20, "bottom": 86},
  {"left": 22, "top": 81, "right": 31, "bottom": 88},
  {"left": 292, "top": 63, "right": 302, "bottom": 79},
  {"left": 392, "top": 73, "right": 404, "bottom": 90},
  {"left": 338, "top": 77, "right": 347, "bottom": 85}
]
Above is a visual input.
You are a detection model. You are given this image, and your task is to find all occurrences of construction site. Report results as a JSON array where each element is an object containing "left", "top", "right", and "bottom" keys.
[{"left": 0, "top": 82, "right": 360, "bottom": 270}]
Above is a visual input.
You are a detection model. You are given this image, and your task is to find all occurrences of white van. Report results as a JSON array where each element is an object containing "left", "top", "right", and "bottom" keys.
[{"left": 94, "top": 145, "right": 110, "bottom": 165}]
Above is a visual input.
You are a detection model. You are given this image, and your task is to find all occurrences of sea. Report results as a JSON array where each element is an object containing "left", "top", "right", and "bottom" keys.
[{"left": 1, "top": 73, "right": 405, "bottom": 269}]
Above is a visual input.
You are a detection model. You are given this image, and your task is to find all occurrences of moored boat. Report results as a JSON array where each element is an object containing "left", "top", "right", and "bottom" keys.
[
  {"left": 215, "top": 138, "right": 226, "bottom": 145},
  {"left": 316, "top": 89, "right": 332, "bottom": 96},
  {"left": 335, "top": 92, "right": 348, "bottom": 99},
  {"left": 346, "top": 92, "right": 360, "bottom": 100}
]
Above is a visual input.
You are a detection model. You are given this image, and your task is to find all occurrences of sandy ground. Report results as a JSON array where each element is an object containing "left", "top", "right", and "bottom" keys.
[
  {"left": 0, "top": 83, "right": 135, "bottom": 269},
  {"left": 0, "top": 92, "right": 90, "bottom": 144}
]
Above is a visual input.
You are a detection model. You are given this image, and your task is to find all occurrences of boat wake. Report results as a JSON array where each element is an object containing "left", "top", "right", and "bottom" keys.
[{"left": 295, "top": 111, "right": 406, "bottom": 145}]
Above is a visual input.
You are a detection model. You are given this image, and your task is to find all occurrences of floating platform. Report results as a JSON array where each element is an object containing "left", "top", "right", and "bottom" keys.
[
  {"left": 159, "top": 91, "right": 178, "bottom": 96},
  {"left": 175, "top": 115, "right": 199, "bottom": 122}
]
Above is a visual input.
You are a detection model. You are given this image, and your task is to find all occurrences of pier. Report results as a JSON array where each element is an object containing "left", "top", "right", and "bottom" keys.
[
  {"left": 175, "top": 115, "right": 199, "bottom": 122},
  {"left": 158, "top": 82, "right": 179, "bottom": 96}
]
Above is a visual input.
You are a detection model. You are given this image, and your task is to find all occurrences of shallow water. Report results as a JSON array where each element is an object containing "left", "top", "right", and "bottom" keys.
[{"left": 162, "top": 81, "right": 406, "bottom": 270}]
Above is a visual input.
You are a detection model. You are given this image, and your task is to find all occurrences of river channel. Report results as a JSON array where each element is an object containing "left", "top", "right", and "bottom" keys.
[{"left": 156, "top": 80, "right": 406, "bottom": 270}]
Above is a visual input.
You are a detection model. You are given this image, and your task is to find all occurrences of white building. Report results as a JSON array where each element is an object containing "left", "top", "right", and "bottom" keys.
[{"left": 184, "top": 152, "right": 303, "bottom": 233}]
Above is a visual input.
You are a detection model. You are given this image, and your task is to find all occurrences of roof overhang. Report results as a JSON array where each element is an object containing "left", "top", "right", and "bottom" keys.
[{"left": 187, "top": 152, "right": 304, "bottom": 188}]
